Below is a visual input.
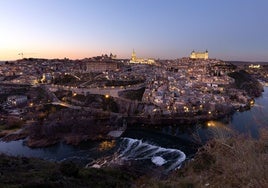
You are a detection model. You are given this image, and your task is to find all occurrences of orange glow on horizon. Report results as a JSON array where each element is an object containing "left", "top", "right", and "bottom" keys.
[
  {"left": 0, "top": 48, "right": 101, "bottom": 61},
  {"left": 0, "top": 48, "right": 128, "bottom": 61}
]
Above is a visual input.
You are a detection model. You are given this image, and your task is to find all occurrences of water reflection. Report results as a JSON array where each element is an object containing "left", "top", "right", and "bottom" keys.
[
  {"left": 98, "top": 140, "right": 116, "bottom": 151},
  {"left": 206, "top": 120, "right": 230, "bottom": 129},
  {"left": 204, "top": 121, "right": 233, "bottom": 140},
  {"left": 207, "top": 121, "right": 216, "bottom": 127},
  {"left": 228, "top": 87, "right": 268, "bottom": 138}
]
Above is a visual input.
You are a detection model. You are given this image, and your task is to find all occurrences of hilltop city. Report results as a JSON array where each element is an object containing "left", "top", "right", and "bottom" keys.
[{"left": 0, "top": 51, "right": 267, "bottom": 146}]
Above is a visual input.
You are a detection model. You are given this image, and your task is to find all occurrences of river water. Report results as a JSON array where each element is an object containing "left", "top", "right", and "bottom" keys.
[
  {"left": 229, "top": 87, "right": 268, "bottom": 137},
  {"left": 0, "top": 87, "right": 267, "bottom": 171}
]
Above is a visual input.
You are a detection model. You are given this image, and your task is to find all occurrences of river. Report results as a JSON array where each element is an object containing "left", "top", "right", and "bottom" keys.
[
  {"left": 229, "top": 86, "right": 268, "bottom": 137},
  {"left": 0, "top": 87, "right": 267, "bottom": 171}
]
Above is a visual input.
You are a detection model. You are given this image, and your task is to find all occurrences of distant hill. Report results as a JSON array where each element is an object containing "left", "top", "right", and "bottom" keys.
[{"left": 227, "top": 61, "right": 268, "bottom": 65}]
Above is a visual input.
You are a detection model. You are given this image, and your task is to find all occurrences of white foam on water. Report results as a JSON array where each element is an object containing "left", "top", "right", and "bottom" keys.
[
  {"left": 151, "top": 156, "right": 167, "bottom": 166},
  {"left": 118, "top": 138, "right": 186, "bottom": 172}
]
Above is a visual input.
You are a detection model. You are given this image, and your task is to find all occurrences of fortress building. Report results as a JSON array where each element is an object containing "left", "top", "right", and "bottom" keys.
[
  {"left": 130, "top": 50, "right": 155, "bottom": 64},
  {"left": 190, "top": 50, "right": 208, "bottom": 60}
]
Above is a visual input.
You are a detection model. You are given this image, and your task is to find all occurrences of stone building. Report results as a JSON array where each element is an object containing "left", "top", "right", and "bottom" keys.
[
  {"left": 190, "top": 50, "right": 209, "bottom": 60},
  {"left": 7, "top": 95, "right": 27, "bottom": 106},
  {"left": 130, "top": 50, "right": 155, "bottom": 64}
]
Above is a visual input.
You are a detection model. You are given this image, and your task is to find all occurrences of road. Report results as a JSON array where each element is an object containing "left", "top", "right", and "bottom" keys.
[{"left": 48, "top": 83, "right": 145, "bottom": 98}]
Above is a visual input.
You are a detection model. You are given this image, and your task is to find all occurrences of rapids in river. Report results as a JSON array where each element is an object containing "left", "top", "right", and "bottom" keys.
[{"left": 117, "top": 138, "right": 186, "bottom": 172}]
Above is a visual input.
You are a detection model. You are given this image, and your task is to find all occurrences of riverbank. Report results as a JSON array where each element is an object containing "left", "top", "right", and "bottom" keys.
[
  {"left": 0, "top": 153, "right": 136, "bottom": 188},
  {"left": 0, "top": 128, "right": 267, "bottom": 187},
  {"left": 0, "top": 112, "right": 230, "bottom": 148},
  {"left": 135, "top": 128, "right": 268, "bottom": 187},
  {"left": 0, "top": 124, "right": 114, "bottom": 148},
  {"left": 0, "top": 75, "right": 264, "bottom": 149},
  {"left": 0, "top": 103, "right": 250, "bottom": 148},
  {"left": 0, "top": 110, "right": 121, "bottom": 148}
]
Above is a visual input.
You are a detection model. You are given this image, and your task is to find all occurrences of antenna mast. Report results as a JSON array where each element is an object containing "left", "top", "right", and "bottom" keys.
[{"left": 18, "top": 53, "right": 24, "bottom": 59}]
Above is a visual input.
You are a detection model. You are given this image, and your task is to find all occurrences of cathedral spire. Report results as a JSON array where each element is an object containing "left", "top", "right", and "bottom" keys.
[{"left": 131, "top": 49, "right": 136, "bottom": 61}]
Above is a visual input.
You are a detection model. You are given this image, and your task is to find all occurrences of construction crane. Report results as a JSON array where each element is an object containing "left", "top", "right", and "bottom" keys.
[
  {"left": 18, "top": 52, "right": 37, "bottom": 59},
  {"left": 18, "top": 52, "right": 24, "bottom": 59}
]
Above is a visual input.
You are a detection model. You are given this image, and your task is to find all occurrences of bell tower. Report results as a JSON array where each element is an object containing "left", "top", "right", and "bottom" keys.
[
  {"left": 131, "top": 49, "right": 137, "bottom": 61},
  {"left": 205, "top": 50, "right": 208, "bottom": 59}
]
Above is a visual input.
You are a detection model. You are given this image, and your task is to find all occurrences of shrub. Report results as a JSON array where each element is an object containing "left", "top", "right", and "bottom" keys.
[{"left": 59, "top": 162, "right": 79, "bottom": 177}]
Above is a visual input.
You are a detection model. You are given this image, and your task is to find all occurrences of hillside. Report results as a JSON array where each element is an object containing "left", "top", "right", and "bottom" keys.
[
  {"left": 0, "top": 128, "right": 267, "bottom": 187},
  {"left": 228, "top": 70, "right": 263, "bottom": 97}
]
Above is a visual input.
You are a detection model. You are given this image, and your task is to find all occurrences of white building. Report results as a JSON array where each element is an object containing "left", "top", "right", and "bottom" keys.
[{"left": 7, "top": 95, "right": 27, "bottom": 106}]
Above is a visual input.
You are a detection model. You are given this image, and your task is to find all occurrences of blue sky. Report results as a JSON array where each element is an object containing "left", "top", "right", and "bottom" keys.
[{"left": 0, "top": 0, "right": 267, "bottom": 61}]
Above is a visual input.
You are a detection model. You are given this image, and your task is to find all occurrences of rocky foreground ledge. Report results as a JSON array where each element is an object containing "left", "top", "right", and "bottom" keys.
[{"left": 0, "top": 128, "right": 267, "bottom": 187}]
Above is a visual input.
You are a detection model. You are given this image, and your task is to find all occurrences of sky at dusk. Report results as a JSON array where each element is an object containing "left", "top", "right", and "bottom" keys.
[{"left": 0, "top": 0, "right": 267, "bottom": 61}]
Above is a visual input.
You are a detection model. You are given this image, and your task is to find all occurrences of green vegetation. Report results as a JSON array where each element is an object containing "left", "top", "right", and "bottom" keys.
[
  {"left": 229, "top": 70, "right": 253, "bottom": 85},
  {"left": 105, "top": 79, "right": 144, "bottom": 87},
  {"left": 72, "top": 94, "right": 86, "bottom": 101},
  {"left": 0, "top": 129, "right": 267, "bottom": 187},
  {"left": 34, "top": 87, "right": 49, "bottom": 102},
  {"left": 72, "top": 94, "right": 99, "bottom": 105},
  {"left": 0, "top": 154, "right": 135, "bottom": 188},
  {"left": 2, "top": 75, "right": 20, "bottom": 81},
  {"left": 35, "top": 104, "right": 67, "bottom": 121},
  {"left": 69, "top": 93, "right": 119, "bottom": 112},
  {"left": 5, "top": 120, "right": 24, "bottom": 130},
  {"left": 102, "top": 96, "right": 119, "bottom": 113},
  {"left": 65, "top": 93, "right": 117, "bottom": 112},
  {"left": 118, "top": 87, "right": 145, "bottom": 101},
  {"left": 53, "top": 74, "right": 80, "bottom": 85},
  {"left": 54, "top": 90, "right": 72, "bottom": 100},
  {"left": 0, "top": 120, "right": 23, "bottom": 134},
  {"left": 135, "top": 128, "right": 268, "bottom": 187},
  {"left": 42, "top": 104, "right": 66, "bottom": 112},
  {"left": 228, "top": 70, "right": 263, "bottom": 97}
]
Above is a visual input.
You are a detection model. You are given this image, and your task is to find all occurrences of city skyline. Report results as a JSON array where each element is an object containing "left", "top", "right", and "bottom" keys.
[{"left": 0, "top": 0, "right": 268, "bottom": 61}]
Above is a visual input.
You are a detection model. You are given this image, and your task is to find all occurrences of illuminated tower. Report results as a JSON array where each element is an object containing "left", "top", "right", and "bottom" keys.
[
  {"left": 131, "top": 49, "right": 137, "bottom": 61},
  {"left": 190, "top": 50, "right": 196, "bottom": 59},
  {"left": 204, "top": 50, "right": 208, "bottom": 59}
]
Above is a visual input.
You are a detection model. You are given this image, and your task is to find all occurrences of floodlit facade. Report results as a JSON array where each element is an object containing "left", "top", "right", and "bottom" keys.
[
  {"left": 190, "top": 50, "right": 209, "bottom": 60},
  {"left": 130, "top": 50, "right": 155, "bottom": 64}
]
